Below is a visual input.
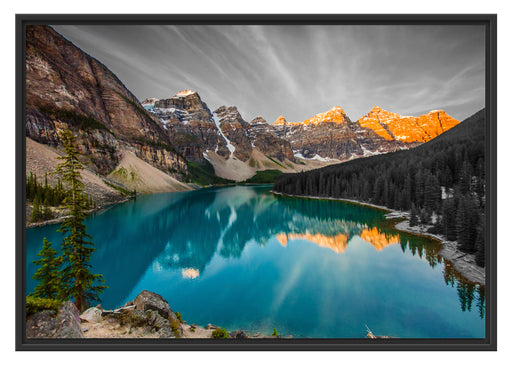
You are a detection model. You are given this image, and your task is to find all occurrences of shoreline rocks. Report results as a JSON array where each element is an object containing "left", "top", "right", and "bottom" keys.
[
  {"left": 26, "top": 301, "right": 83, "bottom": 338},
  {"left": 392, "top": 219, "right": 485, "bottom": 286},
  {"left": 27, "top": 290, "right": 289, "bottom": 339}
]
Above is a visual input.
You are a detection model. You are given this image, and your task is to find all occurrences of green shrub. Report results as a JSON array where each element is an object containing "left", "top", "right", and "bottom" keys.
[
  {"left": 170, "top": 318, "right": 182, "bottom": 338},
  {"left": 265, "top": 156, "right": 285, "bottom": 168},
  {"left": 26, "top": 296, "right": 62, "bottom": 316},
  {"left": 211, "top": 327, "right": 230, "bottom": 339},
  {"left": 241, "top": 169, "right": 283, "bottom": 184},
  {"left": 103, "top": 180, "right": 136, "bottom": 197},
  {"left": 118, "top": 311, "right": 147, "bottom": 327},
  {"left": 186, "top": 160, "right": 234, "bottom": 186},
  {"left": 113, "top": 167, "right": 128, "bottom": 178},
  {"left": 175, "top": 311, "right": 183, "bottom": 323}
]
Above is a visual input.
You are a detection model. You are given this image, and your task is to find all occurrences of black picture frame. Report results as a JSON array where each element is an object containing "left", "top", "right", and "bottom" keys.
[{"left": 16, "top": 13, "right": 497, "bottom": 351}]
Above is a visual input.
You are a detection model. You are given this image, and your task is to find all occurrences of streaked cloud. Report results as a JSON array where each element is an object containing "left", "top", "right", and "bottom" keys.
[{"left": 52, "top": 24, "right": 485, "bottom": 122}]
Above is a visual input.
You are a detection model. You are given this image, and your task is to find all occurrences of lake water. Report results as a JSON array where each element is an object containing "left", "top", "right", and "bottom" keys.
[{"left": 26, "top": 185, "right": 485, "bottom": 338}]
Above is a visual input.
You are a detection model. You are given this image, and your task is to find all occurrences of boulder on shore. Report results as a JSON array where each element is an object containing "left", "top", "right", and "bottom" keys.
[
  {"left": 80, "top": 306, "right": 103, "bottom": 323},
  {"left": 26, "top": 301, "right": 83, "bottom": 338},
  {"left": 230, "top": 330, "right": 248, "bottom": 339},
  {"left": 133, "top": 290, "right": 178, "bottom": 322}
]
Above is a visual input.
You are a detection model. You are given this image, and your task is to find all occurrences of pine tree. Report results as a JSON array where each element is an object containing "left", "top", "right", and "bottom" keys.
[
  {"left": 420, "top": 208, "right": 431, "bottom": 225},
  {"left": 474, "top": 218, "right": 485, "bottom": 267},
  {"left": 31, "top": 195, "right": 42, "bottom": 222},
  {"left": 477, "top": 286, "right": 485, "bottom": 319},
  {"left": 55, "top": 129, "right": 107, "bottom": 311},
  {"left": 27, "top": 172, "right": 35, "bottom": 201},
  {"left": 43, "top": 205, "right": 54, "bottom": 220},
  {"left": 441, "top": 198, "right": 458, "bottom": 241},
  {"left": 44, "top": 187, "right": 52, "bottom": 206},
  {"left": 401, "top": 174, "right": 412, "bottom": 210},
  {"left": 424, "top": 173, "right": 441, "bottom": 213},
  {"left": 456, "top": 196, "right": 474, "bottom": 253},
  {"left": 410, "top": 202, "right": 419, "bottom": 226},
  {"left": 458, "top": 159, "right": 473, "bottom": 195},
  {"left": 31, "top": 238, "right": 61, "bottom": 299}
]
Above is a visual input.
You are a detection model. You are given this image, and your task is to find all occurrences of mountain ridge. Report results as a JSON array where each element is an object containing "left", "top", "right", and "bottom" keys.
[
  {"left": 25, "top": 25, "right": 188, "bottom": 183},
  {"left": 26, "top": 25, "right": 464, "bottom": 192}
]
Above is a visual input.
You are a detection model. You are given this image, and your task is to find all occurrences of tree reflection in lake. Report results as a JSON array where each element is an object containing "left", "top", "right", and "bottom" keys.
[
  {"left": 150, "top": 186, "right": 485, "bottom": 318},
  {"left": 27, "top": 185, "right": 485, "bottom": 327}
]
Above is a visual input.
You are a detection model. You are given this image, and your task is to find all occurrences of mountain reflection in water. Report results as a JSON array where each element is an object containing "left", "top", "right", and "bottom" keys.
[{"left": 26, "top": 185, "right": 485, "bottom": 338}]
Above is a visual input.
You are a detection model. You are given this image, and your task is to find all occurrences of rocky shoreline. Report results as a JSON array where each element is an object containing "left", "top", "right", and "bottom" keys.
[
  {"left": 27, "top": 290, "right": 288, "bottom": 339},
  {"left": 271, "top": 191, "right": 486, "bottom": 286}
]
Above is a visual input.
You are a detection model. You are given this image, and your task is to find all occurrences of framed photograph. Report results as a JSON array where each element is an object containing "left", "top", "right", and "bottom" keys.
[{"left": 16, "top": 14, "right": 497, "bottom": 351}]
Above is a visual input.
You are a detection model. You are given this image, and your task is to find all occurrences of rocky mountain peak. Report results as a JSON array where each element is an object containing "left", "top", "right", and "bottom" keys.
[
  {"left": 364, "top": 106, "right": 402, "bottom": 119},
  {"left": 275, "top": 107, "right": 351, "bottom": 127},
  {"left": 141, "top": 97, "right": 159, "bottom": 108},
  {"left": 426, "top": 109, "right": 448, "bottom": 117},
  {"left": 250, "top": 116, "right": 268, "bottom": 125},
  {"left": 300, "top": 106, "right": 351, "bottom": 125},
  {"left": 358, "top": 107, "right": 459, "bottom": 143},
  {"left": 275, "top": 115, "right": 287, "bottom": 125},
  {"left": 175, "top": 89, "right": 196, "bottom": 97},
  {"left": 154, "top": 90, "right": 207, "bottom": 113},
  {"left": 214, "top": 106, "right": 245, "bottom": 123}
]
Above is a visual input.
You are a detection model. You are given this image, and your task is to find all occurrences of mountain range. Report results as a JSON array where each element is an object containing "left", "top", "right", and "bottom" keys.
[{"left": 25, "top": 25, "right": 462, "bottom": 203}]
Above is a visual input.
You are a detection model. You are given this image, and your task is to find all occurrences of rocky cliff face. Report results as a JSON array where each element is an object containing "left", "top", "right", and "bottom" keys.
[
  {"left": 358, "top": 106, "right": 460, "bottom": 143},
  {"left": 25, "top": 25, "right": 187, "bottom": 177},
  {"left": 145, "top": 96, "right": 295, "bottom": 166},
  {"left": 148, "top": 90, "right": 230, "bottom": 162},
  {"left": 248, "top": 116, "right": 295, "bottom": 162},
  {"left": 274, "top": 106, "right": 459, "bottom": 161},
  {"left": 213, "top": 106, "right": 254, "bottom": 162},
  {"left": 274, "top": 106, "right": 398, "bottom": 160}
]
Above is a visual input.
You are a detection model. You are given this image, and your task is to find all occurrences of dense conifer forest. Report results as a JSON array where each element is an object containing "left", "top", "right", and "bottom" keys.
[
  {"left": 273, "top": 109, "right": 486, "bottom": 266},
  {"left": 26, "top": 172, "right": 96, "bottom": 223}
]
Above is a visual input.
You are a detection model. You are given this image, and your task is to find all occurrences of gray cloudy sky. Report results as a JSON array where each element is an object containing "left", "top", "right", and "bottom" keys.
[{"left": 52, "top": 24, "right": 485, "bottom": 123}]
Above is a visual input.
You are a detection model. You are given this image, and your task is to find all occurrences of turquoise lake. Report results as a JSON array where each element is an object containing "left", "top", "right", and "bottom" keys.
[{"left": 26, "top": 185, "right": 485, "bottom": 338}]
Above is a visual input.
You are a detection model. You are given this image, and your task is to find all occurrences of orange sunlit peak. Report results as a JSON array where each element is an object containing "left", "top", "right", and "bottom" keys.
[
  {"left": 175, "top": 89, "right": 195, "bottom": 97},
  {"left": 275, "top": 232, "right": 348, "bottom": 254},
  {"left": 331, "top": 106, "right": 346, "bottom": 114},
  {"left": 276, "top": 233, "right": 288, "bottom": 246},
  {"left": 275, "top": 115, "right": 287, "bottom": 125},
  {"left": 360, "top": 227, "right": 400, "bottom": 251}
]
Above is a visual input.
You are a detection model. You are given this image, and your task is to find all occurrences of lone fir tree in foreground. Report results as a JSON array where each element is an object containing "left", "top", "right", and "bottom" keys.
[
  {"left": 55, "top": 129, "right": 106, "bottom": 311},
  {"left": 31, "top": 238, "right": 61, "bottom": 299}
]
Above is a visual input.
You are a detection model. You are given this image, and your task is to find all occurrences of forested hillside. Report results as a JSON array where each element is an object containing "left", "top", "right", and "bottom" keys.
[{"left": 273, "top": 109, "right": 486, "bottom": 266}]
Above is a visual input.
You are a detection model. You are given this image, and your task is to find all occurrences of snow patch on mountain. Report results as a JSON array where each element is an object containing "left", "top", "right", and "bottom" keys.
[
  {"left": 361, "top": 145, "right": 383, "bottom": 157},
  {"left": 293, "top": 151, "right": 336, "bottom": 162},
  {"left": 213, "top": 114, "right": 235, "bottom": 158}
]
